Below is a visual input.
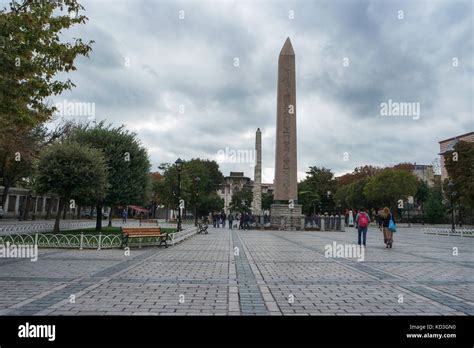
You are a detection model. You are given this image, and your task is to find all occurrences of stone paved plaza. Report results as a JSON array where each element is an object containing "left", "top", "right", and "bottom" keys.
[{"left": 0, "top": 227, "right": 473, "bottom": 316}]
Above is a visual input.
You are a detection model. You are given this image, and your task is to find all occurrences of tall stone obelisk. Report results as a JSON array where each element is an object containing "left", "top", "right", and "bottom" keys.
[
  {"left": 270, "top": 37, "right": 303, "bottom": 230},
  {"left": 252, "top": 128, "right": 262, "bottom": 216}
]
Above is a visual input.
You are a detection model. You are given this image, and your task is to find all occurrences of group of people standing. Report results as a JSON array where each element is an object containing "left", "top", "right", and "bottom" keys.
[
  {"left": 353, "top": 207, "right": 397, "bottom": 248},
  {"left": 208, "top": 212, "right": 254, "bottom": 230}
]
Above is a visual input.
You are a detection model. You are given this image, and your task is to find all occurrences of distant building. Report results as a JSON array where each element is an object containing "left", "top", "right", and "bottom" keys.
[
  {"left": 0, "top": 186, "right": 70, "bottom": 219},
  {"left": 411, "top": 164, "right": 436, "bottom": 187},
  {"left": 261, "top": 183, "right": 274, "bottom": 196},
  {"left": 439, "top": 131, "right": 474, "bottom": 181},
  {"left": 218, "top": 172, "right": 252, "bottom": 213},
  {"left": 217, "top": 174, "right": 275, "bottom": 214}
]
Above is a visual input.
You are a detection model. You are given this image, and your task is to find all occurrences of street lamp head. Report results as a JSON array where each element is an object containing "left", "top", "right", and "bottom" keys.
[{"left": 175, "top": 158, "right": 184, "bottom": 172}]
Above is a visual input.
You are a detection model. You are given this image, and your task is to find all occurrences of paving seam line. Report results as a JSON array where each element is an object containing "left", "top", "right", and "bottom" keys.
[{"left": 271, "top": 231, "right": 471, "bottom": 315}]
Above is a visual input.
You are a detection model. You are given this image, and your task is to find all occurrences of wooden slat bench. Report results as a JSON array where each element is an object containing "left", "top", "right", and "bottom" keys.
[{"left": 120, "top": 227, "right": 168, "bottom": 248}]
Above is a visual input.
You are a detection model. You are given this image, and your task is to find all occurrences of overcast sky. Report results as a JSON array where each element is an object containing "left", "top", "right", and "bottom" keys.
[{"left": 44, "top": 0, "right": 473, "bottom": 183}]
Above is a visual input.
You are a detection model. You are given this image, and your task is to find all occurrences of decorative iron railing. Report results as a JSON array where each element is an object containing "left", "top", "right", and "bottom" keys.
[
  {"left": 423, "top": 228, "right": 474, "bottom": 237},
  {"left": 0, "top": 226, "right": 198, "bottom": 249},
  {"left": 0, "top": 220, "right": 188, "bottom": 235}
]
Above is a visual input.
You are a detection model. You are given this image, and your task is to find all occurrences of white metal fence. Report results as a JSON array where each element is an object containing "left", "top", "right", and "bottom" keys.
[
  {"left": 423, "top": 227, "right": 474, "bottom": 237},
  {"left": 0, "top": 220, "right": 185, "bottom": 235},
  {"left": 0, "top": 226, "right": 198, "bottom": 249}
]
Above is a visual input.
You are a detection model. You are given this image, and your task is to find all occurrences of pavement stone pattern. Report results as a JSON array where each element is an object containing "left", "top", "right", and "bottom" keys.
[{"left": 0, "top": 226, "right": 473, "bottom": 315}]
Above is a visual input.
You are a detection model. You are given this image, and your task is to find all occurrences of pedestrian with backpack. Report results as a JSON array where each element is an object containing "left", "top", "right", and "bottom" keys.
[
  {"left": 355, "top": 208, "right": 370, "bottom": 247},
  {"left": 381, "top": 207, "right": 396, "bottom": 248}
]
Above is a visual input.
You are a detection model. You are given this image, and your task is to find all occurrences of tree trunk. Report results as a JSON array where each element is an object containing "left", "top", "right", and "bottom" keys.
[
  {"left": 108, "top": 206, "right": 113, "bottom": 227},
  {"left": 1, "top": 183, "right": 10, "bottom": 209},
  {"left": 77, "top": 205, "right": 81, "bottom": 219},
  {"left": 22, "top": 194, "right": 30, "bottom": 221},
  {"left": 53, "top": 198, "right": 64, "bottom": 233},
  {"left": 45, "top": 199, "right": 52, "bottom": 220},
  {"left": 96, "top": 204, "right": 102, "bottom": 231},
  {"left": 32, "top": 196, "right": 37, "bottom": 220},
  {"left": 62, "top": 201, "right": 67, "bottom": 219}
]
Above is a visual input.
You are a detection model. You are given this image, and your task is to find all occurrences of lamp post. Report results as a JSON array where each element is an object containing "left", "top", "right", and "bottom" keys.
[
  {"left": 448, "top": 181, "right": 456, "bottom": 234},
  {"left": 194, "top": 176, "right": 200, "bottom": 226},
  {"left": 175, "top": 158, "right": 184, "bottom": 232}
]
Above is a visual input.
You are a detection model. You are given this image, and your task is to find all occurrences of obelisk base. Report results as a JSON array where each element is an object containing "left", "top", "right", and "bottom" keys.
[{"left": 270, "top": 204, "right": 304, "bottom": 231}]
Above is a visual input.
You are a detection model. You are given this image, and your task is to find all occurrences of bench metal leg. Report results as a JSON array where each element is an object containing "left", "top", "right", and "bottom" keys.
[
  {"left": 120, "top": 235, "right": 129, "bottom": 249},
  {"left": 159, "top": 237, "right": 168, "bottom": 248}
]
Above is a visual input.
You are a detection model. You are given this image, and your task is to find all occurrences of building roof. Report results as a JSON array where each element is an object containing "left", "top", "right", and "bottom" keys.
[
  {"left": 229, "top": 172, "right": 244, "bottom": 177},
  {"left": 438, "top": 131, "right": 474, "bottom": 144},
  {"left": 439, "top": 138, "right": 460, "bottom": 155},
  {"left": 413, "top": 164, "right": 432, "bottom": 170}
]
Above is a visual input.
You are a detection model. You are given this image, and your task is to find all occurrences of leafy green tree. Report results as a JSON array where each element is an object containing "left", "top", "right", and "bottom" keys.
[
  {"left": 229, "top": 187, "right": 253, "bottom": 214},
  {"left": 424, "top": 187, "right": 446, "bottom": 224},
  {"left": 364, "top": 169, "right": 418, "bottom": 216},
  {"left": 443, "top": 141, "right": 474, "bottom": 209},
  {"left": 298, "top": 167, "right": 337, "bottom": 214},
  {"left": 154, "top": 159, "right": 224, "bottom": 217},
  {"left": 35, "top": 141, "right": 107, "bottom": 232},
  {"left": 262, "top": 192, "right": 274, "bottom": 211},
  {"left": 337, "top": 165, "right": 382, "bottom": 186},
  {"left": 0, "top": 0, "right": 93, "bottom": 129},
  {"left": 334, "top": 184, "right": 351, "bottom": 211},
  {"left": 1, "top": 0, "right": 92, "bottom": 211},
  {"left": 298, "top": 185, "right": 320, "bottom": 215},
  {"left": 199, "top": 194, "right": 224, "bottom": 215},
  {"left": 415, "top": 179, "right": 430, "bottom": 206},
  {"left": 71, "top": 122, "right": 151, "bottom": 230},
  {"left": 0, "top": 122, "right": 73, "bottom": 210},
  {"left": 346, "top": 177, "right": 370, "bottom": 210}
]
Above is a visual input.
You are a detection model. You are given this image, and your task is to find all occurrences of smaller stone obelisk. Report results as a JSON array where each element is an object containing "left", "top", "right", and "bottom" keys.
[{"left": 252, "top": 128, "right": 262, "bottom": 216}]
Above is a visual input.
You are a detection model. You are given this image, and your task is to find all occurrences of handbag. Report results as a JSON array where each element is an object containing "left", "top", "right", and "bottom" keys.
[{"left": 388, "top": 215, "right": 397, "bottom": 232}]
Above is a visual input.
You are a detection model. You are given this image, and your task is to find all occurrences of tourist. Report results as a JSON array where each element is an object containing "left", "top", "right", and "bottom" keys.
[
  {"left": 348, "top": 210, "right": 354, "bottom": 227},
  {"left": 239, "top": 213, "right": 244, "bottom": 229},
  {"left": 122, "top": 209, "right": 127, "bottom": 224},
  {"left": 221, "top": 212, "right": 226, "bottom": 228},
  {"left": 376, "top": 208, "right": 383, "bottom": 230},
  {"left": 212, "top": 213, "right": 217, "bottom": 228},
  {"left": 228, "top": 213, "right": 234, "bottom": 229},
  {"left": 355, "top": 208, "right": 370, "bottom": 247},
  {"left": 244, "top": 213, "right": 250, "bottom": 230},
  {"left": 381, "top": 207, "right": 395, "bottom": 248}
]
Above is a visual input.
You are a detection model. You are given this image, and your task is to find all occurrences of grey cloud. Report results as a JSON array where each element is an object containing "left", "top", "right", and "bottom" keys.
[{"left": 49, "top": 0, "right": 472, "bottom": 183}]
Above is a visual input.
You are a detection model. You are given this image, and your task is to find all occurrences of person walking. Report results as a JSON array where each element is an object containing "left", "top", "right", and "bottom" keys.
[
  {"left": 244, "top": 213, "right": 250, "bottom": 230},
  {"left": 239, "top": 213, "right": 244, "bottom": 230},
  {"left": 375, "top": 208, "right": 382, "bottom": 230},
  {"left": 228, "top": 213, "right": 234, "bottom": 229},
  {"left": 122, "top": 209, "right": 128, "bottom": 224},
  {"left": 355, "top": 208, "right": 370, "bottom": 247},
  {"left": 221, "top": 212, "right": 226, "bottom": 228},
  {"left": 381, "top": 207, "right": 395, "bottom": 248},
  {"left": 212, "top": 213, "right": 217, "bottom": 228}
]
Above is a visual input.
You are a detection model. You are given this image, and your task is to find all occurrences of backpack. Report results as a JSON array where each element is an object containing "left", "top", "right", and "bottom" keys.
[{"left": 358, "top": 213, "right": 369, "bottom": 228}]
